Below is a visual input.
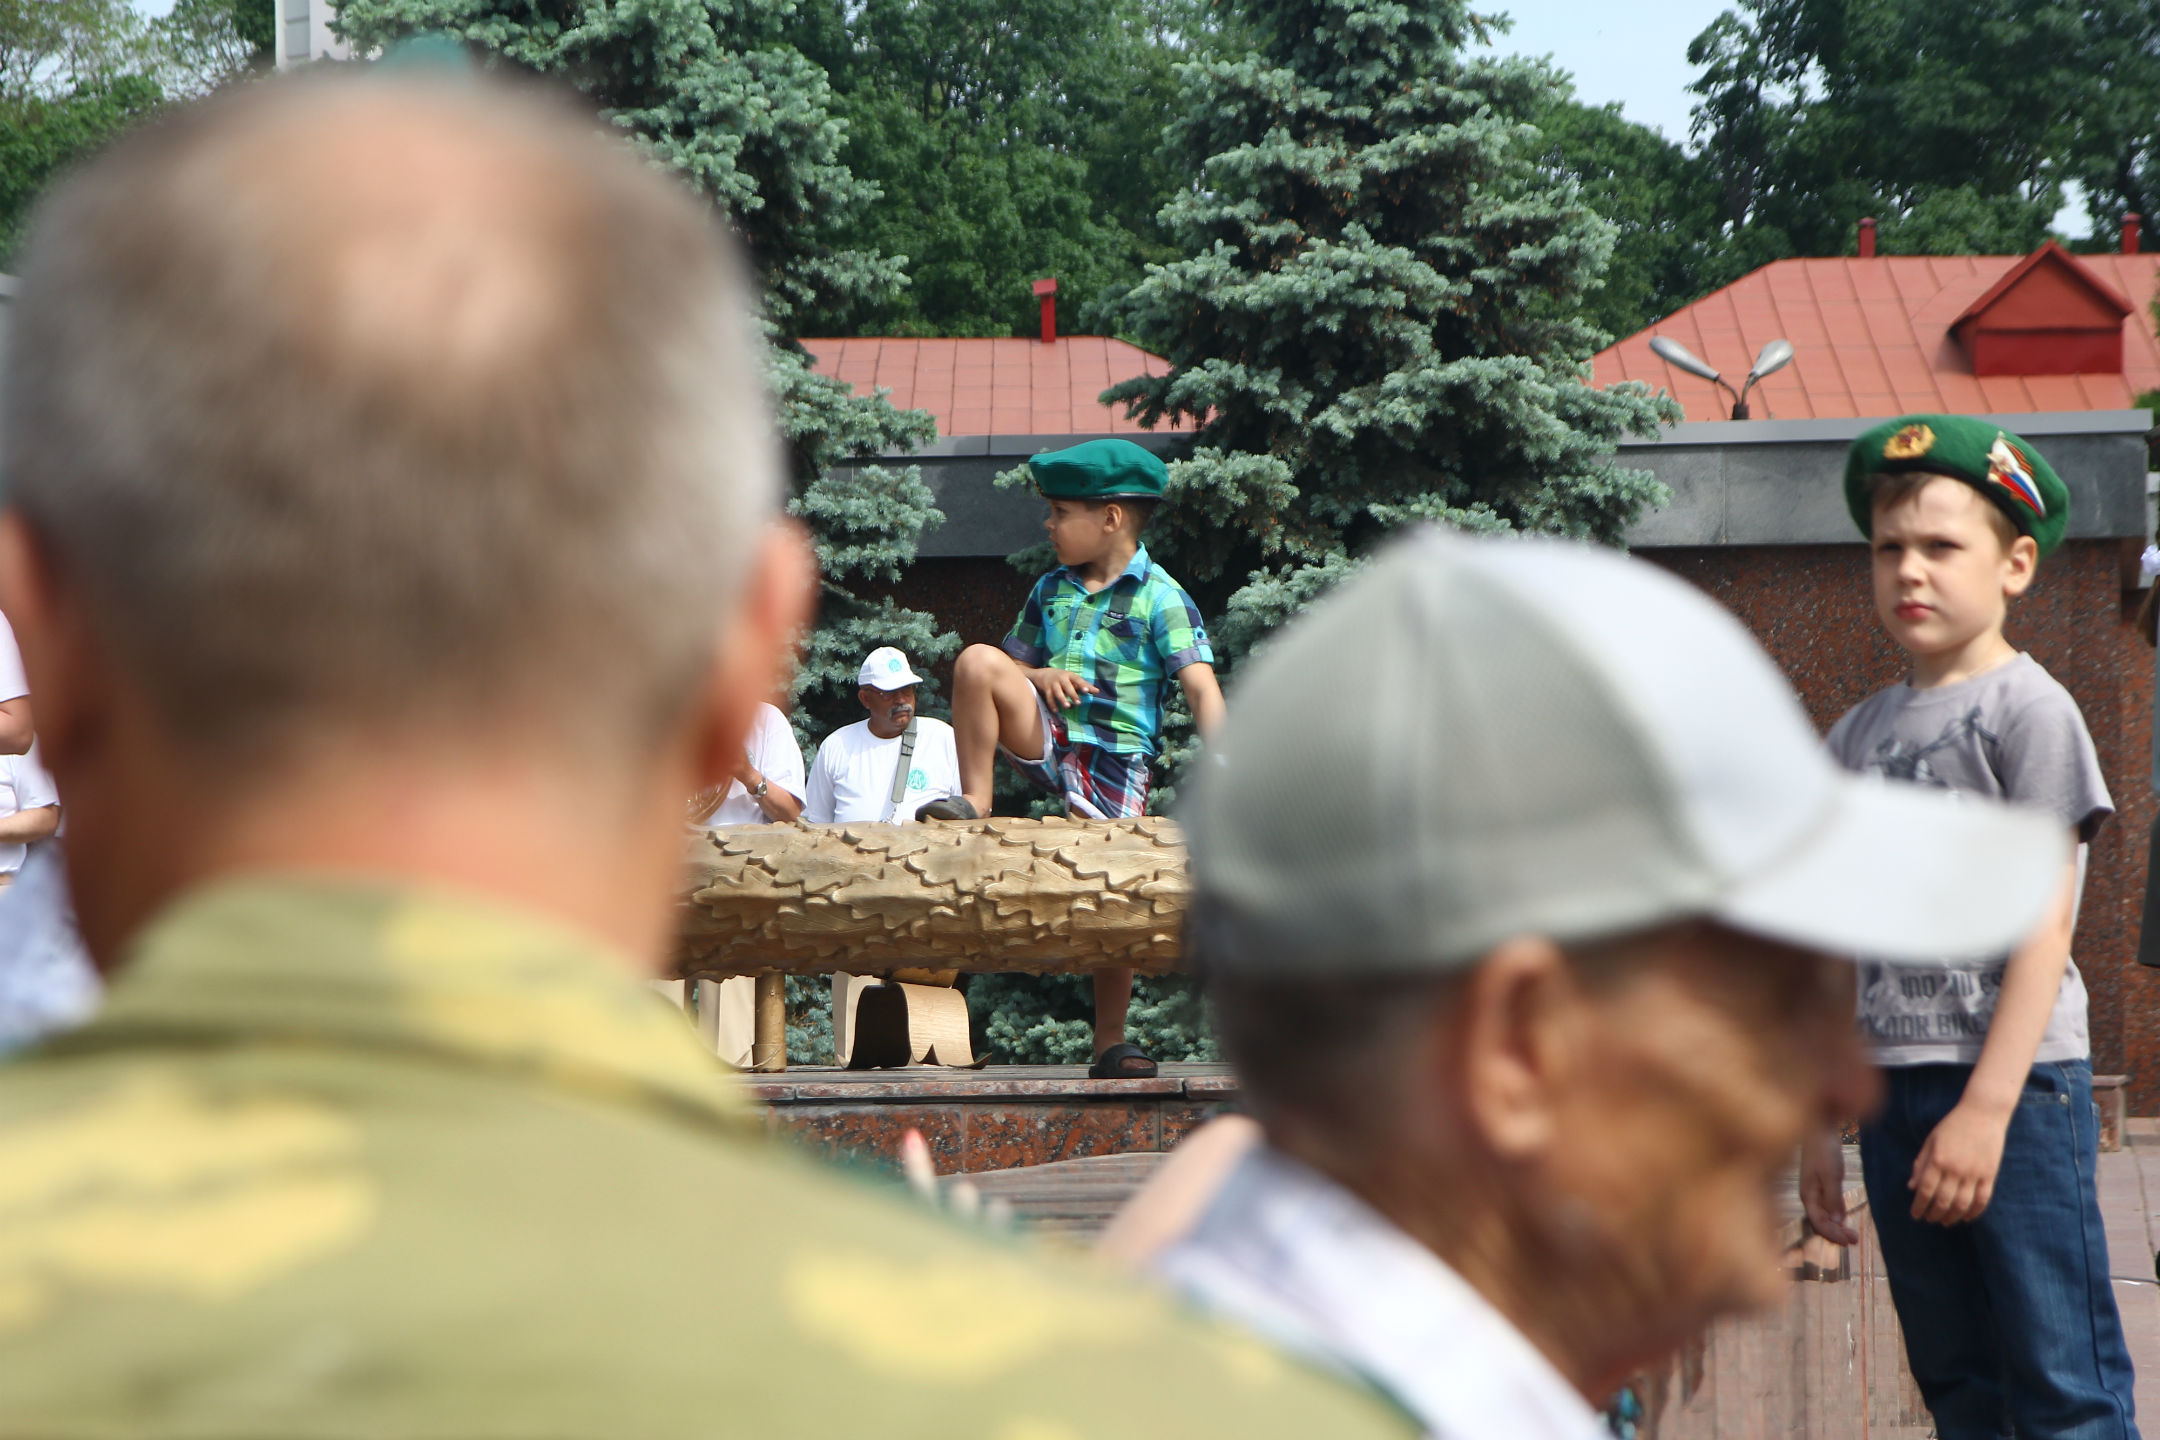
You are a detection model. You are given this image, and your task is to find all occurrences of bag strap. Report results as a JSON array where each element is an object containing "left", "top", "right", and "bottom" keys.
[{"left": 887, "top": 716, "right": 920, "bottom": 819}]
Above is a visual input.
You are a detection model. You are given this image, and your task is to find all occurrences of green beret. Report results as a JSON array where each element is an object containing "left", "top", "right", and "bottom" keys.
[
  {"left": 1843, "top": 414, "right": 2070, "bottom": 557},
  {"left": 1028, "top": 439, "right": 1167, "bottom": 501}
]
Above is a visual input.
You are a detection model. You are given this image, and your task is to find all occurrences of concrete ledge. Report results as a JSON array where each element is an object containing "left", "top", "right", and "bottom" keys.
[
  {"left": 879, "top": 409, "right": 2157, "bottom": 558},
  {"left": 1620, "top": 410, "right": 2154, "bottom": 548}
]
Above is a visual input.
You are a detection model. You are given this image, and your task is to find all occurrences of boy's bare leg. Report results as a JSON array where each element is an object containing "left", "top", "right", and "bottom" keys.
[
  {"left": 1094, "top": 967, "right": 1134, "bottom": 1062},
  {"left": 952, "top": 643, "right": 1046, "bottom": 815}
]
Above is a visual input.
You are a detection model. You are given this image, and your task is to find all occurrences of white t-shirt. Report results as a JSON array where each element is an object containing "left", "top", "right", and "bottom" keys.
[
  {"left": 0, "top": 614, "right": 25, "bottom": 704},
  {"left": 702, "top": 702, "right": 808, "bottom": 828},
  {"left": 0, "top": 750, "right": 58, "bottom": 874},
  {"left": 804, "top": 717, "right": 961, "bottom": 824}
]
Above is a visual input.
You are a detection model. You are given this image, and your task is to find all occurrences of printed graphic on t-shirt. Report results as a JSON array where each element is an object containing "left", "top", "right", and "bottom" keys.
[
  {"left": 1857, "top": 959, "right": 2004, "bottom": 1046},
  {"left": 1826, "top": 654, "right": 2106, "bottom": 1068},
  {"left": 1868, "top": 708, "right": 1990, "bottom": 787}
]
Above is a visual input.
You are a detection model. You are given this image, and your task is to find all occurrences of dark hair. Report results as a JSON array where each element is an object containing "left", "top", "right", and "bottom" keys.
[
  {"left": 1088, "top": 495, "right": 1158, "bottom": 533},
  {"left": 1207, "top": 969, "right": 1454, "bottom": 1144}
]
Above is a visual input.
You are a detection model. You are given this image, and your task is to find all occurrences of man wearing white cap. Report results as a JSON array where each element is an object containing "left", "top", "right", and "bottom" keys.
[
  {"left": 803, "top": 647, "right": 962, "bottom": 826},
  {"left": 1154, "top": 530, "right": 2072, "bottom": 1440},
  {"left": 805, "top": 647, "right": 965, "bottom": 1059}
]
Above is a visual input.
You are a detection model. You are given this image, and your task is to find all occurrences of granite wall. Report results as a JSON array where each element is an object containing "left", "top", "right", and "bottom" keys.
[{"left": 880, "top": 538, "right": 2160, "bottom": 1112}]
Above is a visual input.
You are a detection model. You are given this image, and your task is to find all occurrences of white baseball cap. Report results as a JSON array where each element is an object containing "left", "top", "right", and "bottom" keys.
[
  {"left": 1185, "top": 530, "right": 2069, "bottom": 974},
  {"left": 857, "top": 647, "right": 925, "bottom": 691}
]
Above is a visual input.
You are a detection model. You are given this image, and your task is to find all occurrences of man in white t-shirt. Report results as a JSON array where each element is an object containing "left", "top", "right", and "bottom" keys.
[
  {"left": 805, "top": 648, "right": 964, "bottom": 1061},
  {"left": 690, "top": 700, "right": 806, "bottom": 828},
  {"left": 0, "top": 749, "right": 59, "bottom": 884},
  {"left": 0, "top": 615, "right": 35, "bottom": 755},
  {"left": 0, "top": 615, "right": 98, "bottom": 1052},
  {"left": 803, "top": 648, "right": 961, "bottom": 825},
  {"left": 680, "top": 700, "right": 807, "bottom": 1065}
]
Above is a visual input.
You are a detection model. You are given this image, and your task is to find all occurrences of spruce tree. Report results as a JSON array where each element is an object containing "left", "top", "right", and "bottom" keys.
[
  {"left": 336, "top": 0, "right": 957, "bottom": 754},
  {"left": 1105, "top": 0, "right": 1676, "bottom": 662}
]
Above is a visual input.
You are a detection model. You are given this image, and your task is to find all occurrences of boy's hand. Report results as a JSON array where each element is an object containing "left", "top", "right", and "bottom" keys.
[
  {"left": 1800, "top": 1130, "right": 1860, "bottom": 1246},
  {"left": 1029, "top": 667, "right": 1098, "bottom": 710},
  {"left": 1910, "top": 1098, "right": 2011, "bottom": 1224}
]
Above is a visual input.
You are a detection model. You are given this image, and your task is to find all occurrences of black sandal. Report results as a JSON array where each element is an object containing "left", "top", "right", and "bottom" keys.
[{"left": 1088, "top": 1042, "right": 1158, "bottom": 1080}]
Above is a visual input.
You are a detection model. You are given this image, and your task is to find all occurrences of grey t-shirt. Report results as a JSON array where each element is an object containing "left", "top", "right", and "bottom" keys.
[{"left": 1826, "top": 653, "right": 2112, "bottom": 1067}]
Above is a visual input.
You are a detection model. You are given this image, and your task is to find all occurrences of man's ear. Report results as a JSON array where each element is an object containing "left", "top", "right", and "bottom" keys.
[
  {"left": 1452, "top": 936, "right": 1586, "bottom": 1162},
  {"left": 690, "top": 520, "right": 816, "bottom": 790}
]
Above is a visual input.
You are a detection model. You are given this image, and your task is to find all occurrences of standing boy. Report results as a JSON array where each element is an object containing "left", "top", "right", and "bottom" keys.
[
  {"left": 1802, "top": 415, "right": 2139, "bottom": 1439},
  {"left": 951, "top": 438, "right": 1224, "bottom": 1079}
]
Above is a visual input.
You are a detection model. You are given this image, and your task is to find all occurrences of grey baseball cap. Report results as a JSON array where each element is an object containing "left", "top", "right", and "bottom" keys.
[{"left": 1184, "top": 530, "right": 2069, "bottom": 974}]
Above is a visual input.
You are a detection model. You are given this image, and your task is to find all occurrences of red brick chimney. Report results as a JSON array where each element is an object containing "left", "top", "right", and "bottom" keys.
[
  {"left": 1032, "top": 277, "right": 1058, "bottom": 344},
  {"left": 1858, "top": 217, "right": 1877, "bottom": 258},
  {"left": 2124, "top": 214, "right": 2142, "bottom": 255}
]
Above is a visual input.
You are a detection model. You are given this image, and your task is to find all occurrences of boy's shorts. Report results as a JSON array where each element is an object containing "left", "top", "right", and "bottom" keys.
[{"left": 1003, "top": 688, "right": 1151, "bottom": 820}]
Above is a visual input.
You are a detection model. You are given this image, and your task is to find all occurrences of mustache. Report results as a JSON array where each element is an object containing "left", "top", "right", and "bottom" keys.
[{"left": 886, "top": 703, "right": 916, "bottom": 720}]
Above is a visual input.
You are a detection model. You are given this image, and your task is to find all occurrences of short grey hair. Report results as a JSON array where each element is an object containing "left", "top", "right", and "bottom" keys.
[
  {"left": 1198, "top": 898, "right": 1674, "bottom": 1147},
  {"left": 4, "top": 71, "right": 779, "bottom": 768}
]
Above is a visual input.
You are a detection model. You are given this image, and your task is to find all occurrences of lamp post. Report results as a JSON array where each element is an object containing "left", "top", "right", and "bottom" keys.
[{"left": 1649, "top": 336, "right": 1795, "bottom": 420}]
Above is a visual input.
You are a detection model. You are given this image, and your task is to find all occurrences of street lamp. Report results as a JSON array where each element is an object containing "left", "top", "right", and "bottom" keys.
[{"left": 1648, "top": 336, "right": 1795, "bottom": 420}]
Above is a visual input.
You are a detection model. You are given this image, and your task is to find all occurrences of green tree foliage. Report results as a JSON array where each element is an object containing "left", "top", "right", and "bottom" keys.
[
  {"left": 1527, "top": 85, "right": 1723, "bottom": 339},
  {"left": 2072, "top": 1, "right": 2160, "bottom": 245},
  {"left": 336, "top": 0, "right": 955, "bottom": 747},
  {"left": 0, "top": 0, "right": 165, "bottom": 261},
  {"left": 1103, "top": 0, "right": 1677, "bottom": 660},
  {"left": 0, "top": 0, "right": 278, "bottom": 262},
  {"left": 968, "top": 973, "right": 1214, "bottom": 1064},
  {"left": 1682, "top": 0, "right": 2139, "bottom": 275},
  {"left": 155, "top": 0, "right": 275, "bottom": 94},
  {"left": 790, "top": 0, "right": 1200, "bottom": 336}
]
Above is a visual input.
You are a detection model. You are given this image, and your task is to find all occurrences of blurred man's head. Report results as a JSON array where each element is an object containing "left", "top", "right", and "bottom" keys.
[
  {"left": 0, "top": 72, "right": 811, "bottom": 962},
  {"left": 1184, "top": 531, "right": 2068, "bottom": 1399}
]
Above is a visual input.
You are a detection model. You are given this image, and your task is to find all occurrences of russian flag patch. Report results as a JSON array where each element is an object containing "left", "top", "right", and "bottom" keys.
[{"left": 1986, "top": 435, "right": 2045, "bottom": 517}]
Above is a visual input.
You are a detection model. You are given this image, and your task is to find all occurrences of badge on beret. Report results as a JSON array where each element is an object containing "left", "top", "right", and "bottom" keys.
[
  {"left": 1843, "top": 414, "right": 2070, "bottom": 558},
  {"left": 1986, "top": 434, "right": 2046, "bottom": 517},
  {"left": 1884, "top": 423, "right": 1936, "bottom": 461}
]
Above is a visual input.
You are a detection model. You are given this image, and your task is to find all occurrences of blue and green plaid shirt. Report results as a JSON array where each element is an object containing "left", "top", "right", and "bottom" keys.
[{"left": 1000, "top": 545, "right": 1213, "bottom": 758}]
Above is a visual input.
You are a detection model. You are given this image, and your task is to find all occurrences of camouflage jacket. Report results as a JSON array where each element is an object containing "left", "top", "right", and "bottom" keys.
[{"left": 0, "top": 878, "right": 1413, "bottom": 1439}]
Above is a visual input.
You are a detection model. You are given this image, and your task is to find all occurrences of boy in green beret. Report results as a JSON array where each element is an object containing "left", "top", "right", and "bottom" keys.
[
  {"left": 951, "top": 438, "right": 1225, "bottom": 1079},
  {"left": 1800, "top": 415, "right": 2139, "bottom": 1438}
]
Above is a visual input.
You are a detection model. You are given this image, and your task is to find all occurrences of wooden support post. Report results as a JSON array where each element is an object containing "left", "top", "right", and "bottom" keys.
[{"left": 751, "top": 971, "right": 787, "bottom": 1073}]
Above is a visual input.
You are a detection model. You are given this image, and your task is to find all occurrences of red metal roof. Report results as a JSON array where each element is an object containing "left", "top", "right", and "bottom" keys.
[
  {"left": 1595, "top": 252, "right": 2160, "bottom": 422},
  {"left": 799, "top": 336, "right": 1172, "bottom": 439}
]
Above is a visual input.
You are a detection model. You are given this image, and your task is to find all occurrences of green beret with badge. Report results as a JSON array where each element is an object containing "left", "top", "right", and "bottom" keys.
[
  {"left": 1843, "top": 413, "right": 2070, "bottom": 557},
  {"left": 1028, "top": 438, "right": 1167, "bottom": 501}
]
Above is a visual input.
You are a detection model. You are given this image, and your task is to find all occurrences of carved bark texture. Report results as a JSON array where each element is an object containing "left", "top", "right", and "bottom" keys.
[{"left": 676, "top": 817, "right": 1189, "bottom": 979}]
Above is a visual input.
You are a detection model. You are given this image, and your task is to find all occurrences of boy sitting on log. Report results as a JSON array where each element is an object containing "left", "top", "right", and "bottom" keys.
[{"left": 951, "top": 438, "right": 1224, "bottom": 1079}]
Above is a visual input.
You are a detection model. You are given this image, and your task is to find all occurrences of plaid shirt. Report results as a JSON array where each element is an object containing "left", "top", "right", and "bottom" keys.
[{"left": 1000, "top": 545, "right": 1212, "bottom": 758}]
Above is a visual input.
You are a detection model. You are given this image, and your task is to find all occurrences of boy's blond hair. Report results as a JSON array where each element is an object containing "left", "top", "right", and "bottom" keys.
[{"left": 1868, "top": 470, "right": 2020, "bottom": 552}]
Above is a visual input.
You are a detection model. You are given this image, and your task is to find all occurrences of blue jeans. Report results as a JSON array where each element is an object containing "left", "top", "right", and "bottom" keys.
[{"left": 1862, "top": 1061, "right": 2139, "bottom": 1439}]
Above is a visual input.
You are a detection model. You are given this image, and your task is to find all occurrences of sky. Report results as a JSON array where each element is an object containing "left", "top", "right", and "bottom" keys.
[{"left": 1478, "top": 0, "right": 1736, "bottom": 144}]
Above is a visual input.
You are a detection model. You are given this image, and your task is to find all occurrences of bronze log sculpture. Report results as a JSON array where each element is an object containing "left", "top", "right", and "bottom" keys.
[{"left": 676, "top": 816, "right": 1189, "bottom": 981}]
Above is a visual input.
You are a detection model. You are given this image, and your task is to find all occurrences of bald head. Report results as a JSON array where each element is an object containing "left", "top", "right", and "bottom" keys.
[{"left": 4, "top": 71, "right": 778, "bottom": 770}]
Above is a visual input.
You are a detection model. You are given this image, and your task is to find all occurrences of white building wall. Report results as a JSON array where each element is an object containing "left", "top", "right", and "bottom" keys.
[{"left": 277, "top": 0, "right": 348, "bottom": 68}]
